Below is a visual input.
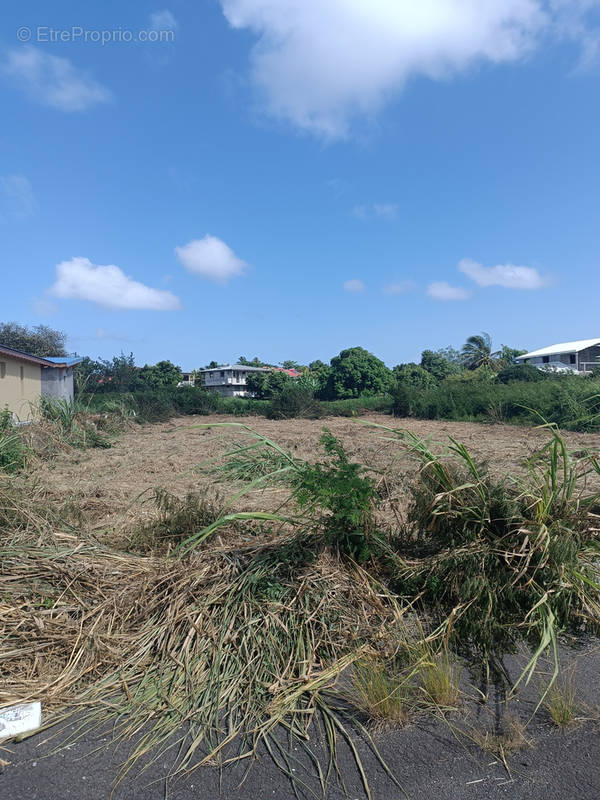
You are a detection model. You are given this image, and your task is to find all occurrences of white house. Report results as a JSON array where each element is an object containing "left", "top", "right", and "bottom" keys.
[
  {"left": 516, "top": 338, "right": 600, "bottom": 373},
  {"left": 199, "top": 364, "right": 270, "bottom": 397}
]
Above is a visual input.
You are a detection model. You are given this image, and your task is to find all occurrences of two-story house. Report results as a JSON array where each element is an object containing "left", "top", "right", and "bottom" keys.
[{"left": 199, "top": 364, "right": 270, "bottom": 397}]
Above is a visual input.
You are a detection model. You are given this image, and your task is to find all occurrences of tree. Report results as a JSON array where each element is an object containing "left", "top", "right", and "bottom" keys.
[
  {"left": 326, "top": 347, "right": 392, "bottom": 399},
  {"left": 307, "top": 360, "right": 331, "bottom": 397},
  {"left": 246, "top": 370, "right": 291, "bottom": 399},
  {"left": 239, "top": 356, "right": 272, "bottom": 367},
  {"left": 281, "top": 359, "right": 302, "bottom": 370},
  {"left": 499, "top": 345, "right": 527, "bottom": 367},
  {"left": 496, "top": 364, "right": 545, "bottom": 384},
  {"left": 245, "top": 371, "right": 268, "bottom": 398},
  {"left": 394, "top": 363, "right": 437, "bottom": 389},
  {"left": 420, "top": 349, "right": 459, "bottom": 382},
  {"left": 0, "top": 321, "right": 67, "bottom": 357},
  {"left": 136, "top": 360, "right": 182, "bottom": 390},
  {"left": 461, "top": 332, "right": 501, "bottom": 370},
  {"left": 74, "top": 352, "right": 139, "bottom": 393}
]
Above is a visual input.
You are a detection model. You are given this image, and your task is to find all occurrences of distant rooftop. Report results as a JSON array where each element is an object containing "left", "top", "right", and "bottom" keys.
[
  {"left": 517, "top": 338, "right": 600, "bottom": 359},
  {"left": 199, "top": 364, "right": 270, "bottom": 373},
  {"left": 0, "top": 344, "right": 82, "bottom": 368},
  {"left": 44, "top": 356, "right": 83, "bottom": 367}
]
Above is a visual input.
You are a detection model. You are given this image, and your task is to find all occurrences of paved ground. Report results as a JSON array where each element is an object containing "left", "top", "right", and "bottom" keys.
[{"left": 2, "top": 712, "right": 599, "bottom": 799}]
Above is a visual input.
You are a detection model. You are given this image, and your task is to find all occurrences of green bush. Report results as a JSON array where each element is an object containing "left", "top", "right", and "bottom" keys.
[
  {"left": 268, "top": 385, "right": 322, "bottom": 419},
  {"left": 391, "top": 376, "right": 600, "bottom": 431},
  {"left": 496, "top": 364, "right": 546, "bottom": 384}
]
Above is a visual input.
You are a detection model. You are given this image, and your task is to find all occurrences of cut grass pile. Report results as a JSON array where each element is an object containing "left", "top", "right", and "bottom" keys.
[{"left": 1, "top": 418, "right": 600, "bottom": 796}]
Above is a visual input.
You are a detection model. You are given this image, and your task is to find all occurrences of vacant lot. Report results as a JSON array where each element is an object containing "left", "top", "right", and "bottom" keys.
[
  {"left": 4, "top": 413, "right": 600, "bottom": 800},
  {"left": 32, "top": 413, "right": 600, "bottom": 543}
]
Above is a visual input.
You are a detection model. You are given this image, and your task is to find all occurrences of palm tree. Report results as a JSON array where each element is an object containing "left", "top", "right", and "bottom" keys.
[{"left": 461, "top": 332, "right": 501, "bottom": 370}]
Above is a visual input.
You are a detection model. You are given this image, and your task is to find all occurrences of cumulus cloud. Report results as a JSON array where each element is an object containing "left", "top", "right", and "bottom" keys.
[
  {"left": 383, "top": 280, "right": 413, "bottom": 295},
  {"left": 149, "top": 10, "right": 178, "bottom": 30},
  {"left": 0, "top": 174, "right": 35, "bottom": 221},
  {"left": 219, "top": 0, "right": 600, "bottom": 137},
  {"left": 459, "top": 257, "right": 549, "bottom": 289},
  {"left": 343, "top": 278, "right": 365, "bottom": 293},
  {"left": 2, "top": 47, "right": 111, "bottom": 111},
  {"left": 175, "top": 235, "right": 248, "bottom": 283},
  {"left": 427, "top": 281, "right": 471, "bottom": 301},
  {"left": 49, "top": 257, "right": 181, "bottom": 310}
]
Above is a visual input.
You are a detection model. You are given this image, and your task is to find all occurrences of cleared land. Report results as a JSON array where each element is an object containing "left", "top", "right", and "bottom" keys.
[
  {"left": 32, "top": 413, "right": 600, "bottom": 541},
  {"left": 3, "top": 413, "right": 600, "bottom": 800}
]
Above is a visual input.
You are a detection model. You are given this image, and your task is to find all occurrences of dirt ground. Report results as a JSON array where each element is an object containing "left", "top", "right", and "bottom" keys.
[{"left": 31, "top": 413, "right": 600, "bottom": 546}]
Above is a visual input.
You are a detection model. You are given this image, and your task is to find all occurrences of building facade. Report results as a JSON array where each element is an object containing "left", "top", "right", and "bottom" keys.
[
  {"left": 199, "top": 364, "right": 269, "bottom": 397},
  {"left": 0, "top": 345, "right": 82, "bottom": 421},
  {"left": 516, "top": 338, "right": 600, "bottom": 373}
]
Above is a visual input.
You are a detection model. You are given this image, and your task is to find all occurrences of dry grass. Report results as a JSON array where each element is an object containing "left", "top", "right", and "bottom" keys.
[
  {"left": 418, "top": 651, "right": 462, "bottom": 708},
  {"left": 27, "top": 413, "right": 600, "bottom": 544},
  {"left": 544, "top": 672, "right": 580, "bottom": 727},
  {"left": 350, "top": 657, "right": 413, "bottom": 728},
  {"left": 475, "top": 713, "right": 531, "bottom": 758},
  {"left": 2, "top": 414, "right": 600, "bottom": 796}
]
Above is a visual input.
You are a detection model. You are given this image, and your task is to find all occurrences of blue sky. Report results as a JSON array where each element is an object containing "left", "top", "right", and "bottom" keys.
[{"left": 1, "top": 1, "right": 599, "bottom": 370}]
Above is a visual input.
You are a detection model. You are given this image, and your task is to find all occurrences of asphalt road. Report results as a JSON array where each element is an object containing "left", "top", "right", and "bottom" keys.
[{"left": 2, "top": 713, "right": 599, "bottom": 800}]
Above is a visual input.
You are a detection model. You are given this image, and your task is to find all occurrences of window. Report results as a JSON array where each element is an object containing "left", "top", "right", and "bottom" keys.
[
  {"left": 0, "top": 362, "right": 5, "bottom": 378},
  {"left": 220, "top": 371, "right": 225, "bottom": 377},
  {"left": 542, "top": 356, "right": 550, "bottom": 364},
  {"left": 570, "top": 354, "right": 576, "bottom": 365},
  {"left": 20, "top": 365, "right": 24, "bottom": 396}
]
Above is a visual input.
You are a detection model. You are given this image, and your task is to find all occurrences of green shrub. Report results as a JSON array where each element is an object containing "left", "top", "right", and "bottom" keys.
[
  {"left": 268, "top": 384, "right": 322, "bottom": 419},
  {"left": 496, "top": 364, "right": 546, "bottom": 383},
  {"left": 294, "top": 430, "right": 380, "bottom": 561}
]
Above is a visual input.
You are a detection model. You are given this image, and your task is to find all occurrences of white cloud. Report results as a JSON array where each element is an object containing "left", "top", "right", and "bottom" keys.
[
  {"left": 551, "top": 0, "right": 600, "bottom": 70},
  {"left": 383, "top": 280, "right": 413, "bottom": 295},
  {"left": 175, "top": 235, "right": 248, "bottom": 283},
  {"left": 49, "top": 257, "right": 181, "bottom": 310},
  {"left": 427, "top": 281, "right": 471, "bottom": 301},
  {"left": 459, "top": 257, "right": 549, "bottom": 289},
  {"left": 0, "top": 174, "right": 35, "bottom": 221},
  {"left": 353, "top": 202, "right": 398, "bottom": 220},
  {"left": 373, "top": 203, "right": 398, "bottom": 220},
  {"left": 2, "top": 47, "right": 111, "bottom": 111},
  {"left": 219, "top": 0, "right": 547, "bottom": 137},
  {"left": 343, "top": 278, "right": 365, "bottom": 293},
  {"left": 219, "top": 0, "right": 600, "bottom": 138},
  {"left": 149, "top": 10, "right": 178, "bottom": 30}
]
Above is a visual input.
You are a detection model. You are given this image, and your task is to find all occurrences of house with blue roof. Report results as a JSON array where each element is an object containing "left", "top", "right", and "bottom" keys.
[{"left": 0, "top": 344, "right": 82, "bottom": 421}]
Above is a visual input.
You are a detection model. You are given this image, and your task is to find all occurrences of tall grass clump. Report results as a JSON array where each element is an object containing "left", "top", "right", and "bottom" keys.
[
  {"left": 372, "top": 422, "right": 600, "bottom": 682},
  {"left": 128, "top": 488, "right": 224, "bottom": 552},
  {"left": 0, "top": 407, "right": 27, "bottom": 473},
  {"left": 38, "top": 396, "right": 111, "bottom": 449}
]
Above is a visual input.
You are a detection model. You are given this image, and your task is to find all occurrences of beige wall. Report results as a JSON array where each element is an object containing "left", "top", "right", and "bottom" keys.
[{"left": 0, "top": 357, "right": 42, "bottom": 421}]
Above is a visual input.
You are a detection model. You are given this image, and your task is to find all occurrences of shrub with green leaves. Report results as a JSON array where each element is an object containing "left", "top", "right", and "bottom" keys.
[{"left": 294, "top": 430, "right": 379, "bottom": 561}]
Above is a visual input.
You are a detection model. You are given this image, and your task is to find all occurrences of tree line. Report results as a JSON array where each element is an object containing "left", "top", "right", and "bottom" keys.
[{"left": 1, "top": 320, "right": 535, "bottom": 401}]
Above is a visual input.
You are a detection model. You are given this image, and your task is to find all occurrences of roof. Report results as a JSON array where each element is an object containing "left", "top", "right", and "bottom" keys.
[
  {"left": 0, "top": 344, "right": 81, "bottom": 368},
  {"left": 272, "top": 367, "right": 301, "bottom": 377},
  {"left": 199, "top": 364, "right": 270, "bottom": 373},
  {"left": 44, "top": 356, "right": 83, "bottom": 367},
  {"left": 517, "top": 338, "right": 600, "bottom": 360}
]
